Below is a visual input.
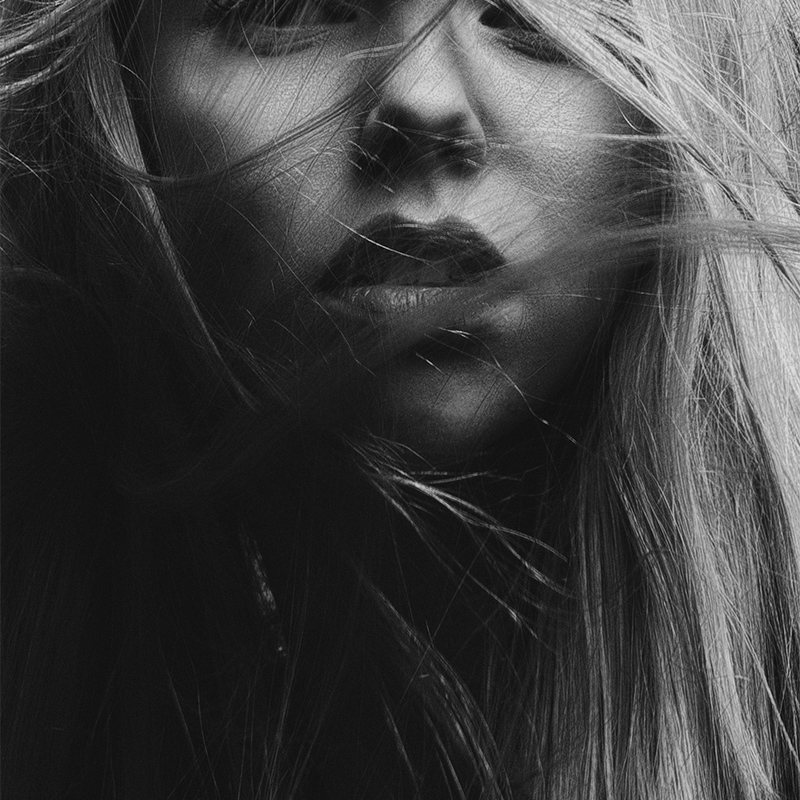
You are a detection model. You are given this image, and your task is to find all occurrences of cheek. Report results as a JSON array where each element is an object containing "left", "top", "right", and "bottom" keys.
[
  {"left": 149, "top": 31, "right": 345, "bottom": 161},
  {"left": 470, "top": 72, "right": 642, "bottom": 326},
  {"left": 163, "top": 170, "right": 350, "bottom": 335},
  {"left": 471, "top": 77, "right": 639, "bottom": 399},
  {"left": 479, "top": 69, "right": 635, "bottom": 239},
  {"left": 150, "top": 60, "right": 358, "bottom": 319}
]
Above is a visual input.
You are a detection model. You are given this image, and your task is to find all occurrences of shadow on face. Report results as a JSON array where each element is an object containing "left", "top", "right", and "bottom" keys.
[{"left": 138, "top": 0, "right": 650, "bottom": 463}]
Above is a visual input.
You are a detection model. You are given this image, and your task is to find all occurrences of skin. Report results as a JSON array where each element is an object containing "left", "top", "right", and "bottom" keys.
[{"left": 139, "top": 0, "right": 642, "bottom": 463}]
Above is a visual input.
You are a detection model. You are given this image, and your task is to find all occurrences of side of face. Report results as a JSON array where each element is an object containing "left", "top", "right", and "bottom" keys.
[{"left": 138, "top": 0, "right": 644, "bottom": 463}]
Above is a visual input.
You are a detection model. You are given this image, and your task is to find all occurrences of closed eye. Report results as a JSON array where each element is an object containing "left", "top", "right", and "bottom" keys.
[
  {"left": 479, "top": 2, "right": 571, "bottom": 65},
  {"left": 204, "top": 0, "right": 359, "bottom": 55}
]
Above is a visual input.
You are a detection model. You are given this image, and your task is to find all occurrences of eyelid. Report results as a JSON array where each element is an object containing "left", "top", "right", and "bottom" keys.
[
  {"left": 203, "top": 0, "right": 358, "bottom": 56},
  {"left": 242, "top": 27, "right": 332, "bottom": 56},
  {"left": 203, "top": 0, "right": 358, "bottom": 27},
  {"left": 479, "top": 1, "right": 572, "bottom": 65},
  {"left": 202, "top": 0, "right": 240, "bottom": 26}
]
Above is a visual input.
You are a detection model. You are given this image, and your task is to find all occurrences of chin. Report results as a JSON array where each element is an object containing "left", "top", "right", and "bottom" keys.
[{"left": 375, "top": 358, "right": 538, "bottom": 466}]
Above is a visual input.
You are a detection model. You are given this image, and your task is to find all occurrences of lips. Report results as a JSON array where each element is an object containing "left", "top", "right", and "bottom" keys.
[{"left": 319, "top": 214, "right": 505, "bottom": 291}]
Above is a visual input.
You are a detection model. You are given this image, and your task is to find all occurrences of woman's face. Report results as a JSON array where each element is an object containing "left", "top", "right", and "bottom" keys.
[{"left": 140, "top": 0, "right": 641, "bottom": 462}]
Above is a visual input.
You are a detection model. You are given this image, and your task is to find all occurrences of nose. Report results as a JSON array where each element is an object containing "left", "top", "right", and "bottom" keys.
[{"left": 357, "top": 10, "right": 488, "bottom": 184}]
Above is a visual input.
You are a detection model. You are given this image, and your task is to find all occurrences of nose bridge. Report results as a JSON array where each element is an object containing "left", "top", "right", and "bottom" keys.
[
  {"left": 356, "top": 2, "right": 487, "bottom": 184},
  {"left": 376, "top": 6, "right": 470, "bottom": 129}
]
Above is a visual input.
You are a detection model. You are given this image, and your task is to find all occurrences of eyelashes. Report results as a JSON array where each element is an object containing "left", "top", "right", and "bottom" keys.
[
  {"left": 203, "top": 0, "right": 571, "bottom": 65},
  {"left": 202, "top": 0, "right": 357, "bottom": 55},
  {"left": 479, "top": 3, "right": 571, "bottom": 65}
]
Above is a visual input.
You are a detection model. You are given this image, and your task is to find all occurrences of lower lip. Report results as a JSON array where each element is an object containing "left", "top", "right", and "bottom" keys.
[{"left": 318, "top": 285, "right": 478, "bottom": 316}]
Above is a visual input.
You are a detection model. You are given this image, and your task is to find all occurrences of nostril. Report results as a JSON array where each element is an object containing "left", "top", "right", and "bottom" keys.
[
  {"left": 355, "top": 125, "right": 421, "bottom": 183},
  {"left": 439, "top": 131, "right": 487, "bottom": 169},
  {"left": 356, "top": 127, "right": 482, "bottom": 182},
  {"left": 356, "top": 103, "right": 487, "bottom": 183}
]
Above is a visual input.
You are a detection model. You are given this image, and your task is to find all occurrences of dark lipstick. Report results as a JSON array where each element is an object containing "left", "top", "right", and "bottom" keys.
[{"left": 318, "top": 214, "right": 505, "bottom": 314}]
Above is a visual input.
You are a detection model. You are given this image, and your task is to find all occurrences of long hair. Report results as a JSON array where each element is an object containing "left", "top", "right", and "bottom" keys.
[{"left": 3, "top": 1, "right": 800, "bottom": 798}]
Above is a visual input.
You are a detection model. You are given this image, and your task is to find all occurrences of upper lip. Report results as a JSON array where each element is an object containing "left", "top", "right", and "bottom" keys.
[{"left": 318, "top": 214, "right": 505, "bottom": 290}]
